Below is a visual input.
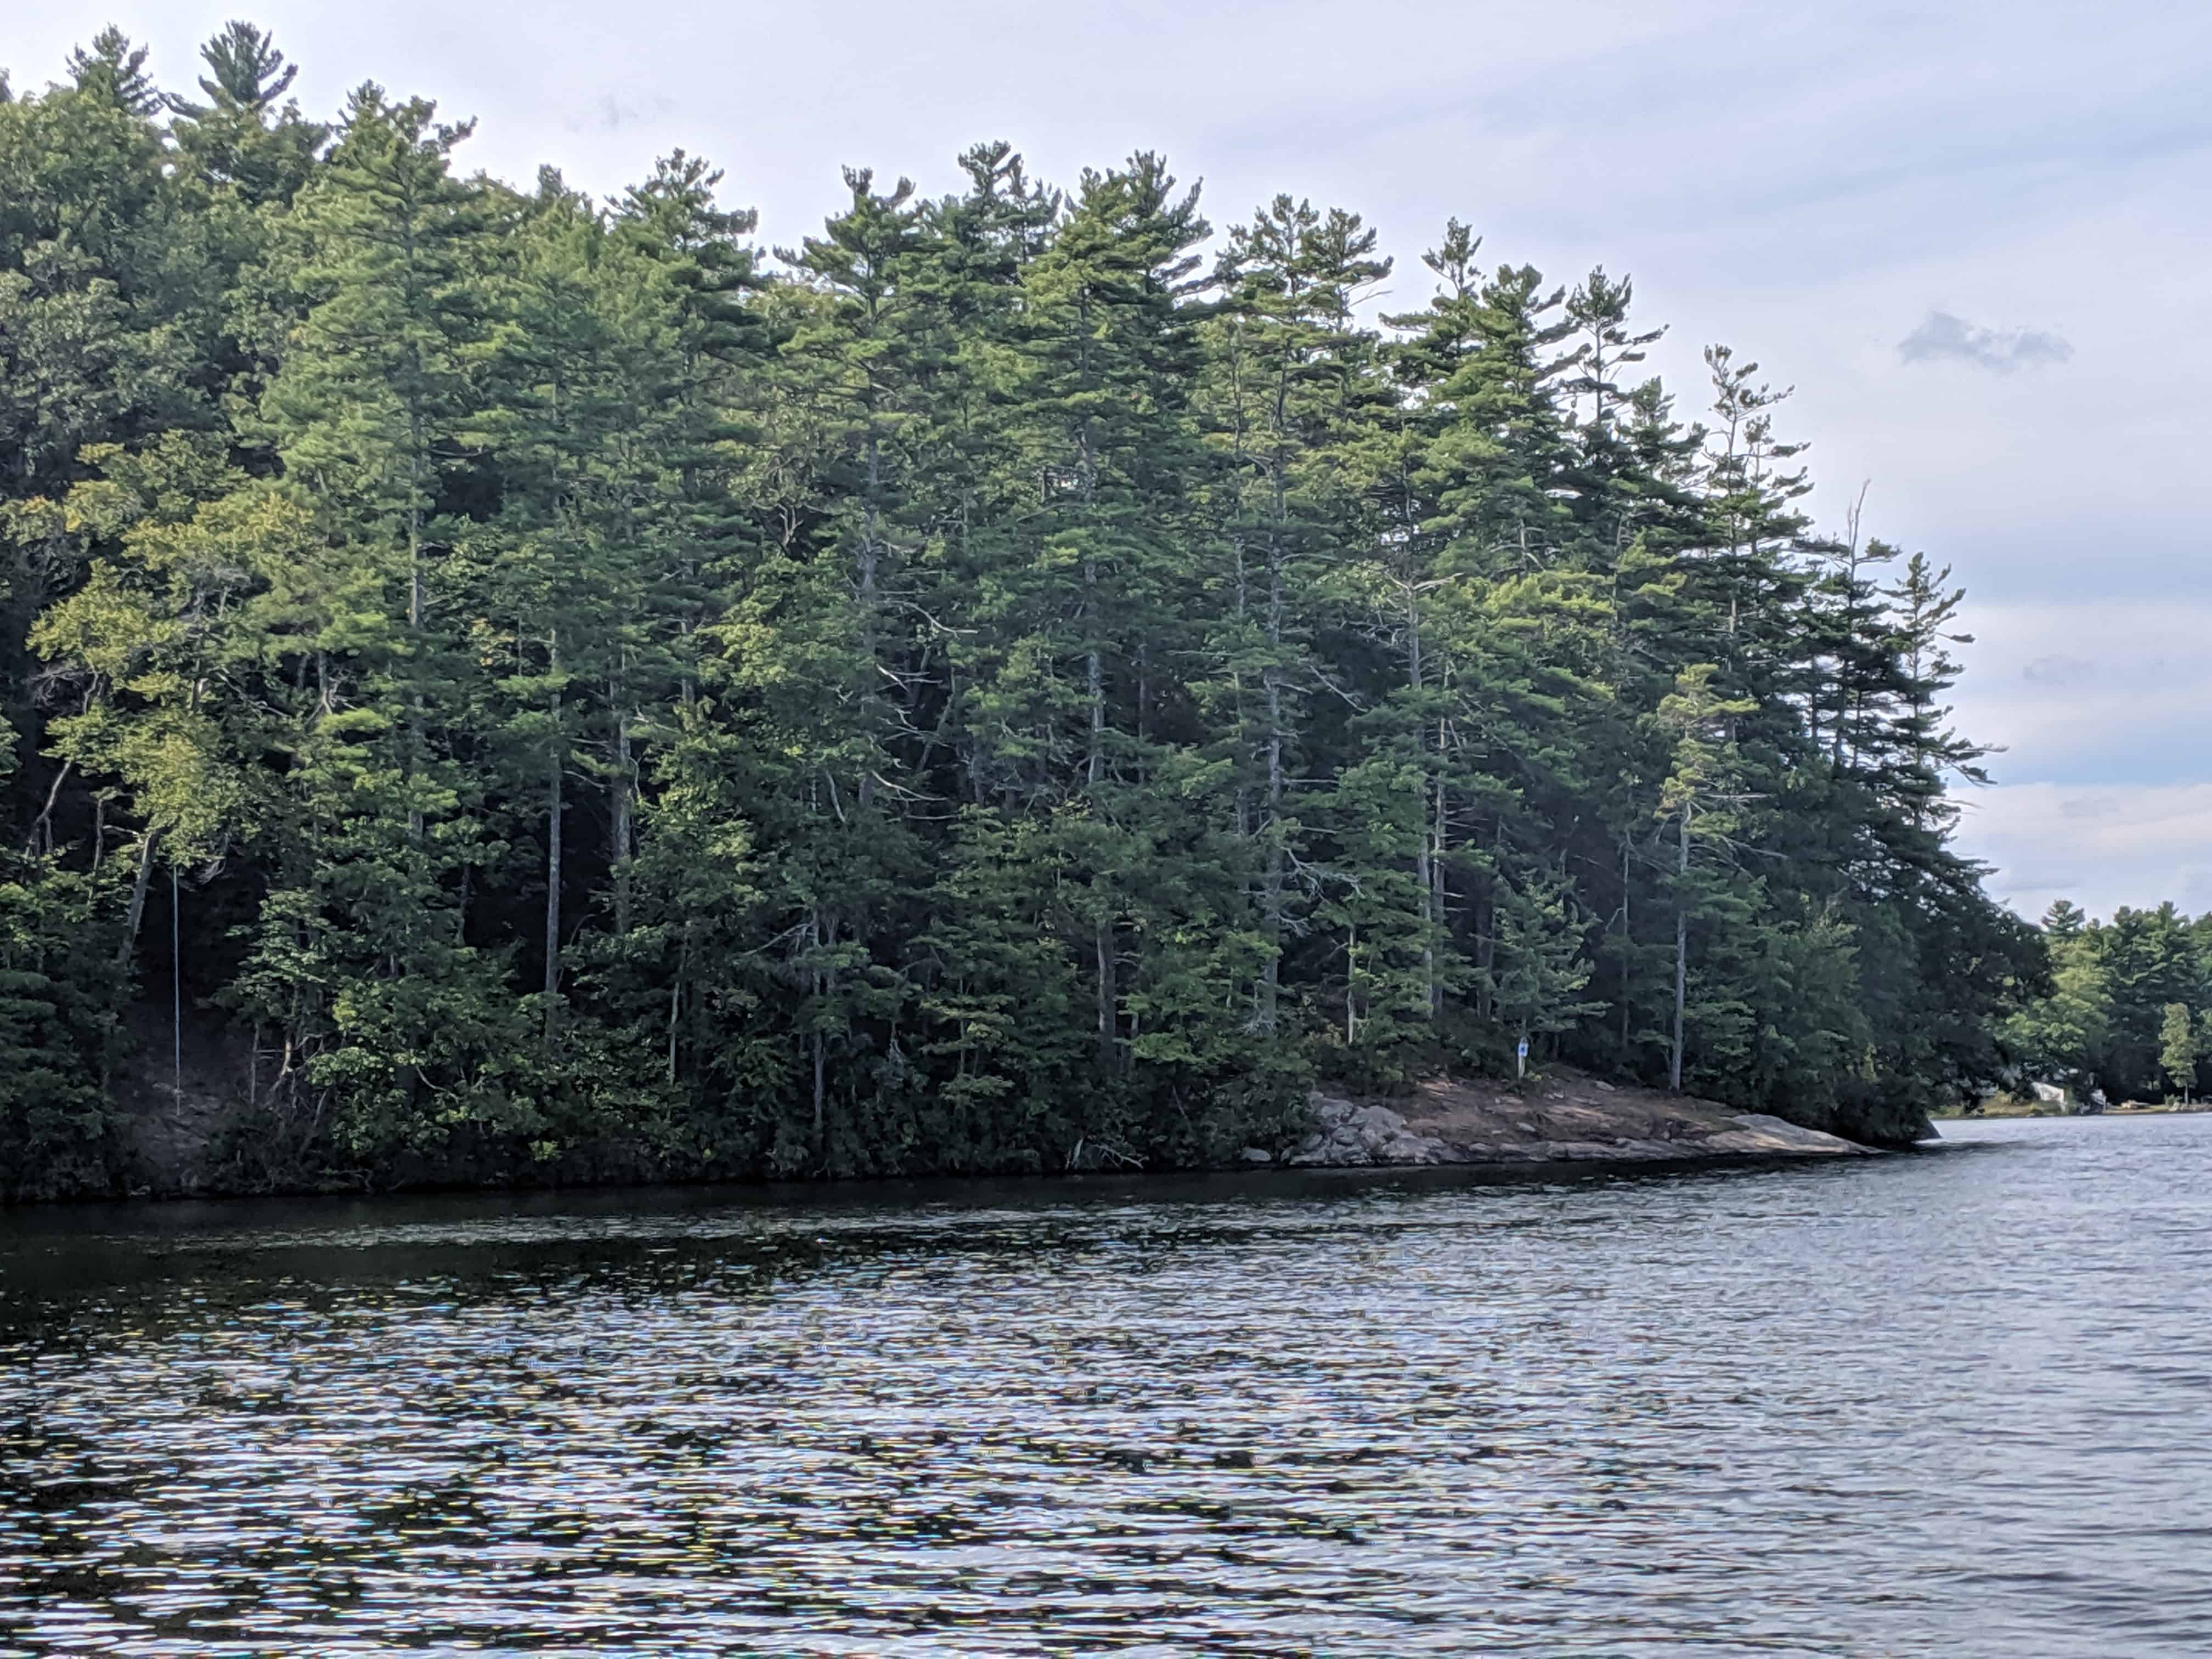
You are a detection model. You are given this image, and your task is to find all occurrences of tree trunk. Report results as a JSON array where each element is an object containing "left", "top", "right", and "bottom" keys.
[
  {"left": 1431, "top": 763, "right": 1449, "bottom": 1018},
  {"left": 1257, "top": 541, "right": 1288, "bottom": 1030},
  {"left": 1087, "top": 641, "right": 1105, "bottom": 788},
  {"left": 170, "top": 865, "right": 183, "bottom": 1103},
  {"left": 1474, "top": 822, "right": 1500, "bottom": 1022},
  {"left": 1670, "top": 811, "right": 1689, "bottom": 1092},
  {"left": 1620, "top": 833, "right": 1633, "bottom": 1058},
  {"left": 406, "top": 457, "right": 426, "bottom": 845},
  {"left": 543, "top": 634, "right": 563, "bottom": 1042},
  {"left": 1135, "top": 644, "right": 1149, "bottom": 763},
  {"left": 1345, "top": 924, "right": 1358, "bottom": 1043},
  {"left": 611, "top": 687, "right": 633, "bottom": 937},
  {"left": 117, "top": 826, "right": 163, "bottom": 970},
  {"left": 667, "top": 930, "right": 686, "bottom": 1085},
  {"left": 856, "top": 437, "right": 882, "bottom": 812},
  {"left": 1095, "top": 915, "right": 1117, "bottom": 1070},
  {"left": 1261, "top": 680, "right": 1285, "bottom": 1025},
  {"left": 812, "top": 1025, "right": 826, "bottom": 1145},
  {"left": 812, "top": 909, "right": 828, "bottom": 1146},
  {"left": 25, "top": 759, "right": 72, "bottom": 855}
]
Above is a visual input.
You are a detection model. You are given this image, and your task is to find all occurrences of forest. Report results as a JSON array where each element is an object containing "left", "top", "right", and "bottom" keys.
[
  {"left": 2002, "top": 901, "right": 2212, "bottom": 1107},
  {"left": 1, "top": 24, "right": 2051, "bottom": 1199}
]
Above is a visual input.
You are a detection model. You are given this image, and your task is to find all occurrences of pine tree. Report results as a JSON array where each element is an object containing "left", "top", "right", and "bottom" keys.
[
  {"left": 165, "top": 22, "right": 326, "bottom": 205},
  {"left": 66, "top": 28, "right": 160, "bottom": 116},
  {"left": 2095, "top": 904, "right": 2203, "bottom": 1099},
  {"left": 230, "top": 84, "right": 516, "bottom": 1153},
  {"left": 2158, "top": 1002, "right": 2195, "bottom": 1102},
  {"left": 0, "top": 58, "right": 2069, "bottom": 1189},
  {"left": 1201, "top": 192, "right": 1388, "bottom": 1033},
  {"left": 1488, "top": 864, "right": 1603, "bottom": 1066},
  {"left": 1653, "top": 664, "right": 1758, "bottom": 1091}
]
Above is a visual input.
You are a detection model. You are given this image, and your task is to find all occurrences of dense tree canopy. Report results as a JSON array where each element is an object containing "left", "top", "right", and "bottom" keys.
[
  {"left": 2004, "top": 899, "right": 2212, "bottom": 1105},
  {"left": 0, "top": 26, "right": 2045, "bottom": 1197}
]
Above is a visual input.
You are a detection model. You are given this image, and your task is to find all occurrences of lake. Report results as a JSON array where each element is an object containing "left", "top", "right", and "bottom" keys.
[{"left": 3, "top": 1113, "right": 2207, "bottom": 1655}]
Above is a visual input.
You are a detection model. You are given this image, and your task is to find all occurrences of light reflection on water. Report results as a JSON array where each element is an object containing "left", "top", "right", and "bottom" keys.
[{"left": 3, "top": 1116, "right": 2209, "bottom": 1654}]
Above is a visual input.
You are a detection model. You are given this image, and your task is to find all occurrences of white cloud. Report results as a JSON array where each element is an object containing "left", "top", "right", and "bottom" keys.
[
  {"left": 2022, "top": 654, "right": 2097, "bottom": 686},
  {"left": 563, "top": 94, "right": 675, "bottom": 137},
  {"left": 1949, "top": 599, "right": 2212, "bottom": 788},
  {"left": 1898, "top": 309, "right": 2074, "bottom": 373},
  {"left": 1952, "top": 783, "right": 2212, "bottom": 921}
]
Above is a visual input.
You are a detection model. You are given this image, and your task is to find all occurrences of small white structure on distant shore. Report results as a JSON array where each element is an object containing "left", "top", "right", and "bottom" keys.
[{"left": 2027, "top": 1080, "right": 2107, "bottom": 1114}]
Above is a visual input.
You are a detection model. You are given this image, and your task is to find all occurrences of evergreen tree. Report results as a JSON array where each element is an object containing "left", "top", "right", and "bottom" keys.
[
  {"left": 2158, "top": 1002, "right": 2195, "bottom": 1102},
  {"left": 165, "top": 22, "right": 326, "bottom": 205},
  {"left": 1652, "top": 664, "right": 1758, "bottom": 1091},
  {"left": 0, "top": 33, "right": 2068, "bottom": 1191},
  {"left": 67, "top": 27, "right": 160, "bottom": 116}
]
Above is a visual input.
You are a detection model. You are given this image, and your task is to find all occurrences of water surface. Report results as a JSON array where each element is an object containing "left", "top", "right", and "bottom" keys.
[{"left": 3, "top": 1114, "right": 2207, "bottom": 1654}]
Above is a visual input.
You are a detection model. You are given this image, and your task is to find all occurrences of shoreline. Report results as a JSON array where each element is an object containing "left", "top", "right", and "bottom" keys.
[
  {"left": 1931, "top": 1101, "right": 2212, "bottom": 1122},
  {"left": 1257, "top": 1071, "right": 1876, "bottom": 1171},
  {"left": 21, "top": 1069, "right": 1876, "bottom": 1212},
  {"left": 0, "top": 1137, "right": 1874, "bottom": 1229}
]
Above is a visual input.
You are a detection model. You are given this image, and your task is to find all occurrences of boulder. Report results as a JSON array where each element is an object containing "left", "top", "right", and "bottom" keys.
[{"left": 1272, "top": 1072, "right": 1878, "bottom": 1170}]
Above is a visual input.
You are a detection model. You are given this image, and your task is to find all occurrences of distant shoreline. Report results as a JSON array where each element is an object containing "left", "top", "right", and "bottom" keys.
[{"left": 1931, "top": 1101, "right": 2212, "bottom": 1121}]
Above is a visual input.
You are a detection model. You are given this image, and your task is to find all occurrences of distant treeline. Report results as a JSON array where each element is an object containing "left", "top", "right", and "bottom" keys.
[
  {"left": 0, "top": 25, "right": 2041, "bottom": 1198},
  {"left": 2005, "top": 901, "right": 2212, "bottom": 1103}
]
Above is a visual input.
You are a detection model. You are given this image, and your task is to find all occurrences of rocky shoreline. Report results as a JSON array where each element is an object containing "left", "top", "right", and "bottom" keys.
[
  {"left": 1244, "top": 1070, "right": 1877, "bottom": 1169},
  {"left": 89, "top": 1022, "right": 1871, "bottom": 1201}
]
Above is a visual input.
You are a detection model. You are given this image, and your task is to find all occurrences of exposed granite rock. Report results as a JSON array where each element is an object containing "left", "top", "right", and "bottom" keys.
[
  {"left": 1251, "top": 1071, "right": 1875, "bottom": 1170},
  {"left": 1280, "top": 1098, "right": 1450, "bottom": 1167},
  {"left": 1705, "top": 1112, "right": 1870, "bottom": 1157}
]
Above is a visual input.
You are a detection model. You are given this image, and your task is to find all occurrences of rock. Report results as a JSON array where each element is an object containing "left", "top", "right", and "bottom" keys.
[
  {"left": 1286, "top": 1092, "right": 1450, "bottom": 1167},
  {"left": 1239, "top": 1147, "right": 1273, "bottom": 1164},
  {"left": 1273, "top": 1075, "right": 1875, "bottom": 1171},
  {"left": 1377, "top": 1132, "right": 1443, "bottom": 1165},
  {"left": 1716, "top": 1113, "right": 1876, "bottom": 1156}
]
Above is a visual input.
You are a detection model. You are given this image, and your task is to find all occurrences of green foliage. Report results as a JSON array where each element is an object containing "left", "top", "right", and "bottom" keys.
[
  {"left": 165, "top": 22, "right": 326, "bottom": 205},
  {"left": 0, "top": 25, "right": 2057, "bottom": 1197},
  {"left": 2159, "top": 1002, "right": 2195, "bottom": 1099},
  {"left": 2003, "top": 915, "right": 2112, "bottom": 1095},
  {"left": 1999, "top": 899, "right": 2212, "bottom": 1106},
  {"left": 0, "top": 850, "right": 126, "bottom": 1198}
]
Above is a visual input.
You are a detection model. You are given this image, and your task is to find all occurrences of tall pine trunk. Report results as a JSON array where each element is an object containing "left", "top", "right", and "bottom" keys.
[
  {"left": 1669, "top": 810, "right": 1689, "bottom": 1091},
  {"left": 406, "top": 447, "right": 427, "bottom": 845},
  {"left": 543, "top": 631, "right": 563, "bottom": 1042},
  {"left": 1259, "top": 549, "right": 1287, "bottom": 1029},
  {"left": 811, "top": 907, "right": 830, "bottom": 1149},
  {"left": 610, "top": 682, "right": 633, "bottom": 937},
  {"left": 1403, "top": 595, "right": 1438, "bottom": 1018},
  {"left": 1096, "top": 917, "right": 1116, "bottom": 1069},
  {"left": 1619, "top": 833, "right": 1633, "bottom": 1059},
  {"left": 1430, "top": 763, "right": 1449, "bottom": 1018}
]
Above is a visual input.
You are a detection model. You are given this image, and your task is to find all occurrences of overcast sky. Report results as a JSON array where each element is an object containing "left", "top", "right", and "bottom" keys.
[{"left": 12, "top": 1, "right": 2209, "bottom": 921}]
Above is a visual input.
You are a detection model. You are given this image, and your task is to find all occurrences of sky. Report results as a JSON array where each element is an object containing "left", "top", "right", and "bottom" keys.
[{"left": 10, "top": 1, "right": 2210, "bottom": 921}]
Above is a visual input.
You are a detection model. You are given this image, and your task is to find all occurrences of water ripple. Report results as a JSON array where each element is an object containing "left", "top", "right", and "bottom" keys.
[{"left": 3, "top": 1118, "right": 2209, "bottom": 1653}]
